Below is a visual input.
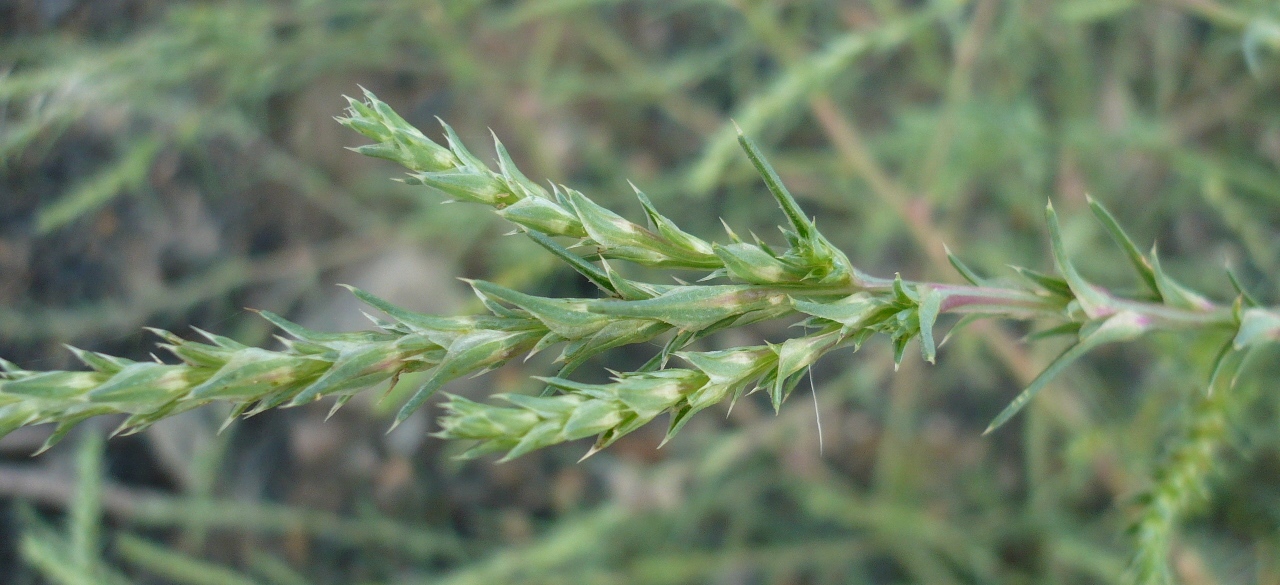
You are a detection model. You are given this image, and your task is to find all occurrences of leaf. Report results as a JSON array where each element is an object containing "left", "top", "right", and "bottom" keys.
[
  {"left": 916, "top": 285, "right": 944, "bottom": 364},
  {"left": 1009, "top": 265, "right": 1073, "bottom": 298},
  {"left": 588, "top": 285, "right": 786, "bottom": 332},
  {"left": 469, "top": 280, "right": 610, "bottom": 339},
  {"left": 492, "top": 132, "right": 550, "bottom": 199},
  {"left": 0, "top": 371, "right": 107, "bottom": 400},
  {"left": 498, "top": 196, "right": 588, "bottom": 238},
  {"left": 1087, "top": 195, "right": 1159, "bottom": 298},
  {"left": 1233, "top": 307, "right": 1280, "bottom": 349},
  {"left": 1023, "top": 322, "right": 1082, "bottom": 342},
  {"left": 1148, "top": 246, "right": 1214, "bottom": 311},
  {"left": 343, "top": 285, "right": 478, "bottom": 342},
  {"left": 945, "top": 244, "right": 989, "bottom": 286},
  {"left": 1206, "top": 337, "right": 1246, "bottom": 396},
  {"left": 1045, "top": 201, "right": 1111, "bottom": 317},
  {"left": 713, "top": 242, "right": 795, "bottom": 284},
  {"left": 437, "top": 119, "right": 488, "bottom": 170},
  {"left": 792, "top": 293, "right": 882, "bottom": 329},
  {"left": 985, "top": 310, "right": 1149, "bottom": 434},
  {"left": 771, "top": 331, "right": 842, "bottom": 412},
  {"left": 1225, "top": 265, "right": 1261, "bottom": 308},
  {"left": 599, "top": 261, "right": 665, "bottom": 300},
  {"left": 187, "top": 349, "right": 326, "bottom": 400},
  {"left": 632, "top": 184, "right": 716, "bottom": 258},
  {"left": 393, "top": 329, "right": 543, "bottom": 428},
  {"left": 735, "top": 126, "right": 814, "bottom": 241},
  {"left": 409, "top": 171, "right": 512, "bottom": 206},
  {"left": 65, "top": 347, "right": 134, "bottom": 374},
  {"left": 676, "top": 347, "right": 772, "bottom": 387},
  {"left": 287, "top": 344, "right": 404, "bottom": 406},
  {"left": 564, "top": 188, "right": 720, "bottom": 268},
  {"left": 86, "top": 362, "right": 205, "bottom": 403}
]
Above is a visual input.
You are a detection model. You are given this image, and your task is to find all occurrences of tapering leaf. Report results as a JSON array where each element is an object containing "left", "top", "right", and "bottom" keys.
[
  {"left": 1149, "top": 247, "right": 1214, "bottom": 311},
  {"left": 1233, "top": 307, "right": 1280, "bottom": 349},
  {"left": 588, "top": 285, "right": 786, "bottom": 332},
  {"left": 1009, "top": 265, "right": 1073, "bottom": 298},
  {"left": 86, "top": 362, "right": 204, "bottom": 403},
  {"left": 916, "top": 286, "right": 943, "bottom": 364},
  {"left": 393, "top": 329, "right": 543, "bottom": 427},
  {"left": 437, "top": 119, "right": 488, "bottom": 170},
  {"left": 632, "top": 185, "right": 716, "bottom": 257},
  {"left": 468, "top": 280, "right": 609, "bottom": 339},
  {"left": 1225, "top": 266, "right": 1261, "bottom": 308},
  {"left": 288, "top": 344, "right": 405, "bottom": 406},
  {"left": 1045, "top": 201, "right": 1112, "bottom": 317},
  {"left": 713, "top": 242, "right": 795, "bottom": 284},
  {"left": 492, "top": 132, "right": 550, "bottom": 199},
  {"left": 772, "top": 331, "right": 842, "bottom": 412},
  {"left": 985, "top": 311, "right": 1149, "bottom": 434},
  {"left": 736, "top": 129, "right": 813, "bottom": 240},
  {"left": 945, "top": 244, "right": 989, "bottom": 286},
  {"left": 409, "top": 171, "right": 513, "bottom": 206},
  {"left": 1087, "top": 195, "right": 1160, "bottom": 298},
  {"left": 498, "top": 197, "right": 587, "bottom": 237},
  {"left": 521, "top": 231, "right": 615, "bottom": 294}
]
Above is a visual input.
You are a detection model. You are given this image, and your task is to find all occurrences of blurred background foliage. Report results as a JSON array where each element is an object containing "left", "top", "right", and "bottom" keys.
[{"left": 1, "top": 0, "right": 1280, "bottom": 583}]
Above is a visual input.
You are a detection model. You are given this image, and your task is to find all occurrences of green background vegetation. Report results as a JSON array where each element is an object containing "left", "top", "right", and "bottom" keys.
[{"left": 1, "top": 0, "right": 1279, "bottom": 583}]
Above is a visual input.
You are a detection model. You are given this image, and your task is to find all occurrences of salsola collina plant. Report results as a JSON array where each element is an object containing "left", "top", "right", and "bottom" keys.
[{"left": 2, "top": 89, "right": 1278, "bottom": 466}]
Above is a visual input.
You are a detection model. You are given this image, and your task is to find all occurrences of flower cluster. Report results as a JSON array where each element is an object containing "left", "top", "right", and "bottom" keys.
[{"left": 2, "top": 89, "right": 1277, "bottom": 465}]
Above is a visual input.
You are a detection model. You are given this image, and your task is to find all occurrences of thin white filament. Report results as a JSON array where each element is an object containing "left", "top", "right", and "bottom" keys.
[{"left": 808, "top": 365, "right": 824, "bottom": 456}]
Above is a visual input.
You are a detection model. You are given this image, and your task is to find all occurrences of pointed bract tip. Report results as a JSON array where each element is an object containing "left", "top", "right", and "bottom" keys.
[
  {"left": 1084, "top": 193, "right": 1095, "bottom": 204},
  {"left": 626, "top": 179, "right": 642, "bottom": 194},
  {"left": 730, "top": 119, "right": 744, "bottom": 136},
  {"left": 578, "top": 445, "right": 603, "bottom": 462}
]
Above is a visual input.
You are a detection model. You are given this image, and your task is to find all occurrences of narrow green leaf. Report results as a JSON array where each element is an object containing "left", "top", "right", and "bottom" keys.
[
  {"left": 1149, "top": 246, "right": 1214, "bottom": 311},
  {"left": 410, "top": 171, "right": 513, "bottom": 206},
  {"left": 713, "top": 242, "right": 795, "bottom": 284},
  {"left": 71, "top": 432, "right": 105, "bottom": 570},
  {"left": 1233, "top": 307, "right": 1280, "bottom": 349},
  {"left": 492, "top": 132, "right": 550, "bottom": 199},
  {"left": 288, "top": 344, "right": 403, "bottom": 406},
  {"left": 772, "top": 331, "right": 842, "bottom": 412},
  {"left": 916, "top": 286, "right": 943, "bottom": 364},
  {"left": 498, "top": 196, "right": 587, "bottom": 238},
  {"left": 437, "top": 119, "right": 488, "bottom": 170},
  {"left": 588, "top": 285, "right": 785, "bottom": 332},
  {"left": 735, "top": 128, "right": 814, "bottom": 240},
  {"left": 793, "top": 293, "right": 882, "bottom": 329},
  {"left": 1206, "top": 337, "right": 1244, "bottom": 396},
  {"left": 469, "top": 280, "right": 610, "bottom": 339},
  {"left": 393, "top": 329, "right": 543, "bottom": 428},
  {"left": 985, "top": 311, "right": 1149, "bottom": 434},
  {"left": 1087, "top": 195, "right": 1159, "bottom": 298},
  {"left": 945, "top": 244, "right": 989, "bottom": 286},
  {"left": 187, "top": 349, "right": 326, "bottom": 400},
  {"left": 1009, "top": 265, "right": 1073, "bottom": 298},
  {"left": 632, "top": 184, "right": 716, "bottom": 258},
  {"left": 1225, "top": 265, "right": 1261, "bottom": 308},
  {"left": 522, "top": 231, "right": 615, "bottom": 295},
  {"left": 87, "top": 362, "right": 204, "bottom": 403},
  {"left": 1023, "top": 322, "right": 1083, "bottom": 342},
  {"left": 1045, "top": 201, "right": 1111, "bottom": 317}
]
